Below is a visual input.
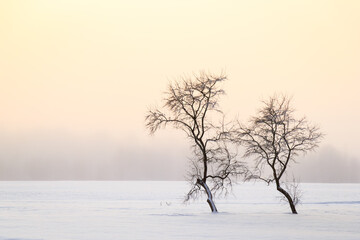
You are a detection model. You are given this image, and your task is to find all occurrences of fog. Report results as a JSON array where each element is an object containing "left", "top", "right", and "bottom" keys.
[
  {"left": 0, "top": 130, "right": 359, "bottom": 182},
  {"left": 1, "top": 1, "right": 359, "bottom": 182},
  {"left": 0, "top": 130, "right": 188, "bottom": 180}
]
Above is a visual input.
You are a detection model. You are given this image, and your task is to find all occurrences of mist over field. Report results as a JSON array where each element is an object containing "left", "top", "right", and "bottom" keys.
[{"left": 0, "top": 131, "right": 359, "bottom": 182}]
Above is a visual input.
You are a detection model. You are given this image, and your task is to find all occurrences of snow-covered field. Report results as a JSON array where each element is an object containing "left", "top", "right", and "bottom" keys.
[{"left": 0, "top": 181, "right": 359, "bottom": 240}]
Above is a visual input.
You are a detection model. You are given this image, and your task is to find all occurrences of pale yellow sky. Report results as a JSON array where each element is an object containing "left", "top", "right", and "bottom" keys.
[{"left": 0, "top": 0, "right": 359, "bottom": 180}]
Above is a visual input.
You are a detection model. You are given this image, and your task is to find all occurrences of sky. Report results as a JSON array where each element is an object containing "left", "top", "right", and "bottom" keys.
[{"left": 0, "top": 0, "right": 359, "bottom": 181}]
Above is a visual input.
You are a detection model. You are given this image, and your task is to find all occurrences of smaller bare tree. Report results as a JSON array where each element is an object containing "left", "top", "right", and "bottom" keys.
[
  {"left": 233, "top": 95, "right": 323, "bottom": 214},
  {"left": 145, "top": 72, "right": 247, "bottom": 213}
]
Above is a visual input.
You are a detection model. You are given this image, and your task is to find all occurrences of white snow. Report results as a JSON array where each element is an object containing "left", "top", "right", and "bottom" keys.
[{"left": 0, "top": 181, "right": 359, "bottom": 240}]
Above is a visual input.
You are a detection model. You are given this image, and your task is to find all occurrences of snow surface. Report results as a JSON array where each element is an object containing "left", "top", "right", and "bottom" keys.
[{"left": 0, "top": 181, "right": 359, "bottom": 240}]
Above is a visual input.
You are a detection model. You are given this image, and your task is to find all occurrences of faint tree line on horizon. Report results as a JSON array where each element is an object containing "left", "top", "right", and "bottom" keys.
[{"left": 145, "top": 71, "right": 323, "bottom": 214}]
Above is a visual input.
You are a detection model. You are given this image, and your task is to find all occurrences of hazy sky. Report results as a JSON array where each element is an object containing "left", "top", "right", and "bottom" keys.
[{"left": 1, "top": 0, "right": 359, "bottom": 181}]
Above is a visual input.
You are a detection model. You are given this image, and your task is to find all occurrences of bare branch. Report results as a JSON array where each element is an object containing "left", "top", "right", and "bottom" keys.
[
  {"left": 145, "top": 71, "right": 247, "bottom": 212},
  {"left": 232, "top": 94, "right": 323, "bottom": 214}
]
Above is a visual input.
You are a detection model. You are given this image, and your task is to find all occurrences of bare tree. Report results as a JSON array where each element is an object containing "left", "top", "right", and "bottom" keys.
[
  {"left": 233, "top": 95, "right": 323, "bottom": 214},
  {"left": 145, "top": 72, "right": 246, "bottom": 213}
]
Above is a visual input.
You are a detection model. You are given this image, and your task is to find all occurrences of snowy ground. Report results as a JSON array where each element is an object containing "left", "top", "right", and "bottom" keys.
[{"left": 0, "top": 181, "right": 359, "bottom": 240}]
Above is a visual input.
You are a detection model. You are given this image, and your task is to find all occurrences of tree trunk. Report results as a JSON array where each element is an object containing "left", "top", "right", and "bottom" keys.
[
  {"left": 276, "top": 184, "right": 298, "bottom": 214},
  {"left": 197, "top": 179, "right": 218, "bottom": 213}
]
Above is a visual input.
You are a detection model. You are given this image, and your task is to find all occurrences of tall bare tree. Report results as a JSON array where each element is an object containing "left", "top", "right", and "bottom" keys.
[
  {"left": 145, "top": 72, "right": 246, "bottom": 213},
  {"left": 233, "top": 95, "right": 323, "bottom": 214}
]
